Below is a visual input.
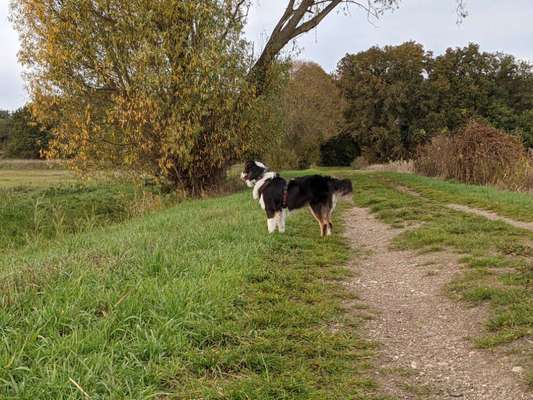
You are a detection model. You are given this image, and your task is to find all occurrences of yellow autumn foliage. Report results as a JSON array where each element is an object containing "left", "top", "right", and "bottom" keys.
[{"left": 11, "top": 0, "right": 259, "bottom": 193}]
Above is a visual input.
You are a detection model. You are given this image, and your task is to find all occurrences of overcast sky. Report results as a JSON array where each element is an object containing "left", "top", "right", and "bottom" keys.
[{"left": 2, "top": 0, "right": 532, "bottom": 110}]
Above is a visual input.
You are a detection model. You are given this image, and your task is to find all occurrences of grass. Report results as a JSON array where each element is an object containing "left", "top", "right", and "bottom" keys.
[
  {"left": 0, "top": 182, "right": 177, "bottom": 253},
  {"left": 0, "top": 169, "right": 74, "bottom": 188},
  {"left": 0, "top": 187, "right": 379, "bottom": 399},
  {"left": 385, "top": 172, "right": 533, "bottom": 222},
  {"left": 2, "top": 163, "right": 532, "bottom": 396},
  {"left": 351, "top": 172, "right": 532, "bottom": 385},
  {"left": 0, "top": 159, "right": 66, "bottom": 170}
]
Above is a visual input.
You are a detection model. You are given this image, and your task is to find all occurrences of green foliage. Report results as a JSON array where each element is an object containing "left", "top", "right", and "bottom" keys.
[
  {"left": 338, "top": 42, "right": 533, "bottom": 162},
  {"left": 320, "top": 130, "right": 360, "bottom": 166},
  {"left": 282, "top": 62, "right": 345, "bottom": 168},
  {"left": 0, "top": 110, "right": 10, "bottom": 149},
  {"left": 4, "top": 106, "right": 51, "bottom": 159},
  {"left": 260, "top": 62, "right": 346, "bottom": 170},
  {"left": 338, "top": 42, "right": 432, "bottom": 162}
]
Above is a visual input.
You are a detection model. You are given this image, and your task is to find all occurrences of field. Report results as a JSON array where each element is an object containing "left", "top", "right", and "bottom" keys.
[{"left": 0, "top": 167, "right": 532, "bottom": 399}]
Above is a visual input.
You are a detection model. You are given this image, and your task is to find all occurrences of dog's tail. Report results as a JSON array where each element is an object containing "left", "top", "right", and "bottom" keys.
[{"left": 332, "top": 178, "right": 353, "bottom": 196}]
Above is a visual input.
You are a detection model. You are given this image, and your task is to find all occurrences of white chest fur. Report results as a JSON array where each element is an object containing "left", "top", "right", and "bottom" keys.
[{"left": 252, "top": 172, "right": 277, "bottom": 200}]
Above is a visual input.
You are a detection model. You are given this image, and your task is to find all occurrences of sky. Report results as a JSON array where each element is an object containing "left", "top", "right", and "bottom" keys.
[{"left": 1, "top": 0, "right": 533, "bottom": 110}]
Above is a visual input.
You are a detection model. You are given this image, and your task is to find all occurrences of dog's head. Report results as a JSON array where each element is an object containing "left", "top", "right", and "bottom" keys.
[
  {"left": 240, "top": 160, "right": 268, "bottom": 187},
  {"left": 333, "top": 178, "right": 353, "bottom": 197}
]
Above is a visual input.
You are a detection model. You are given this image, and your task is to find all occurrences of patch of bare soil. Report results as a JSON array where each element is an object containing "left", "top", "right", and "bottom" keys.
[
  {"left": 343, "top": 207, "right": 531, "bottom": 400},
  {"left": 447, "top": 204, "right": 533, "bottom": 232}
]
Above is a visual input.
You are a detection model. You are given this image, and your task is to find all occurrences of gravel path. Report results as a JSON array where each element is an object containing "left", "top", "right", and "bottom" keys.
[{"left": 343, "top": 206, "right": 531, "bottom": 400}]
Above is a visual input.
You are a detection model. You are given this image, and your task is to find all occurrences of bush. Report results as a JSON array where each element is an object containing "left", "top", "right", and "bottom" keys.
[
  {"left": 415, "top": 120, "right": 532, "bottom": 190},
  {"left": 4, "top": 107, "right": 50, "bottom": 159},
  {"left": 320, "top": 131, "right": 360, "bottom": 166},
  {"left": 351, "top": 156, "right": 369, "bottom": 170}
]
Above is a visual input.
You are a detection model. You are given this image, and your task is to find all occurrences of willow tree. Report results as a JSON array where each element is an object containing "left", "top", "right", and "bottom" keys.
[
  {"left": 12, "top": 0, "right": 255, "bottom": 193},
  {"left": 12, "top": 0, "right": 465, "bottom": 192}
]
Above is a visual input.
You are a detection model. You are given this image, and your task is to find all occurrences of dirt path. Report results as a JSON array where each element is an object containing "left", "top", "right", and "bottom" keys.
[
  {"left": 446, "top": 204, "right": 533, "bottom": 232},
  {"left": 396, "top": 185, "right": 533, "bottom": 232},
  {"left": 343, "top": 207, "right": 531, "bottom": 400}
]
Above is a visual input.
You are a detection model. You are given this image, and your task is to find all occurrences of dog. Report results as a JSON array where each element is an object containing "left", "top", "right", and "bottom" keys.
[{"left": 240, "top": 160, "right": 353, "bottom": 236}]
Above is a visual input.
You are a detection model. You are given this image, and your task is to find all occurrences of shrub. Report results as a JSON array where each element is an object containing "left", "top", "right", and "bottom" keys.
[
  {"left": 415, "top": 120, "right": 532, "bottom": 190},
  {"left": 365, "top": 160, "right": 415, "bottom": 173},
  {"left": 320, "top": 131, "right": 360, "bottom": 166},
  {"left": 351, "top": 156, "right": 369, "bottom": 170},
  {"left": 4, "top": 107, "right": 50, "bottom": 159}
]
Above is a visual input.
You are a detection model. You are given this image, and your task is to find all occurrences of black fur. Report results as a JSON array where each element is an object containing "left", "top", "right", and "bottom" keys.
[{"left": 242, "top": 160, "right": 353, "bottom": 236}]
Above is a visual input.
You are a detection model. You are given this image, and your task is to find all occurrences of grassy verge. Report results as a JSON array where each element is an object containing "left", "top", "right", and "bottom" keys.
[
  {"left": 0, "top": 190, "right": 377, "bottom": 399},
  {"left": 0, "top": 182, "right": 177, "bottom": 253},
  {"left": 384, "top": 172, "right": 533, "bottom": 222},
  {"left": 351, "top": 172, "right": 532, "bottom": 386}
]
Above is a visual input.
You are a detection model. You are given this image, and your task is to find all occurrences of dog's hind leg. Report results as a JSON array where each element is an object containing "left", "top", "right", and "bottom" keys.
[
  {"left": 266, "top": 209, "right": 277, "bottom": 233},
  {"left": 327, "top": 208, "right": 333, "bottom": 235},
  {"left": 323, "top": 205, "right": 332, "bottom": 236},
  {"left": 310, "top": 203, "right": 329, "bottom": 237}
]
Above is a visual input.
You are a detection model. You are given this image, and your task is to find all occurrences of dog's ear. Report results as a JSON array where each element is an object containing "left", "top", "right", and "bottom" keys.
[{"left": 254, "top": 161, "right": 268, "bottom": 171}]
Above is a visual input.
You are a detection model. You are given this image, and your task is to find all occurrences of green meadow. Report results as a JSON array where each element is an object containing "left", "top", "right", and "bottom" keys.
[{"left": 1, "top": 167, "right": 532, "bottom": 398}]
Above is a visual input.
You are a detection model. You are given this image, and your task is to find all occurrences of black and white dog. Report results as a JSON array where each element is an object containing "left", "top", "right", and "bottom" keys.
[{"left": 240, "top": 161, "right": 353, "bottom": 236}]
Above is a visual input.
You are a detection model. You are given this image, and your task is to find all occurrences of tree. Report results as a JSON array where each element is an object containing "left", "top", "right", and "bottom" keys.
[
  {"left": 5, "top": 106, "right": 51, "bottom": 159},
  {"left": 338, "top": 42, "right": 533, "bottom": 162},
  {"left": 0, "top": 111, "right": 10, "bottom": 151},
  {"left": 12, "top": 0, "right": 257, "bottom": 193},
  {"left": 320, "top": 130, "right": 360, "bottom": 166},
  {"left": 428, "top": 44, "right": 533, "bottom": 146},
  {"left": 250, "top": 0, "right": 400, "bottom": 95},
  {"left": 12, "top": 0, "right": 467, "bottom": 191},
  {"left": 279, "top": 62, "right": 345, "bottom": 168},
  {"left": 337, "top": 42, "right": 433, "bottom": 161}
]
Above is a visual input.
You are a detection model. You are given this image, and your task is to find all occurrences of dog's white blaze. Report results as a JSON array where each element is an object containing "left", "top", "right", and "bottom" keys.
[
  {"left": 259, "top": 195, "right": 265, "bottom": 210},
  {"left": 245, "top": 179, "right": 255, "bottom": 188},
  {"left": 267, "top": 218, "right": 276, "bottom": 233},
  {"left": 254, "top": 161, "right": 267, "bottom": 169},
  {"left": 252, "top": 172, "right": 277, "bottom": 199}
]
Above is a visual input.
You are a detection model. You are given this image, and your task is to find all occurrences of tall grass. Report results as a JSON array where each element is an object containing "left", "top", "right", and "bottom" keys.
[
  {"left": 0, "top": 191, "right": 375, "bottom": 399},
  {"left": 0, "top": 183, "right": 176, "bottom": 252}
]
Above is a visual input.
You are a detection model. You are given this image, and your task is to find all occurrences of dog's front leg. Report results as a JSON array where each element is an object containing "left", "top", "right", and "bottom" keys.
[{"left": 267, "top": 218, "right": 277, "bottom": 234}]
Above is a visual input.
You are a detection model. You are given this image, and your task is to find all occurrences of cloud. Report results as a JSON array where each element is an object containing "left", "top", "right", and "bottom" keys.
[
  {"left": 245, "top": 0, "right": 533, "bottom": 72},
  {"left": 0, "top": 2, "right": 26, "bottom": 110},
  {"left": 2, "top": 0, "right": 532, "bottom": 110}
]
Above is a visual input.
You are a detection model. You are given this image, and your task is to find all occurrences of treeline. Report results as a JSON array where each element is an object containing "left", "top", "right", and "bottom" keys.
[
  {"left": 4, "top": 42, "right": 532, "bottom": 172},
  {"left": 0, "top": 106, "right": 50, "bottom": 159},
  {"left": 263, "top": 42, "right": 533, "bottom": 168}
]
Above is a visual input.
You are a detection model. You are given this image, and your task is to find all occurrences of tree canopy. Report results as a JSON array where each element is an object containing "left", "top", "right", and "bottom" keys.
[
  {"left": 12, "top": 0, "right": 257, "bottom": 192},
  {"left": 337, "top": 42, "right": 533, "bottom": 162},
  {"left": 11, "top": 0, "right": 474, "bottom": 188},
  {"left": 280, "top": 62, "right": 345, "bottom": 168}
]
